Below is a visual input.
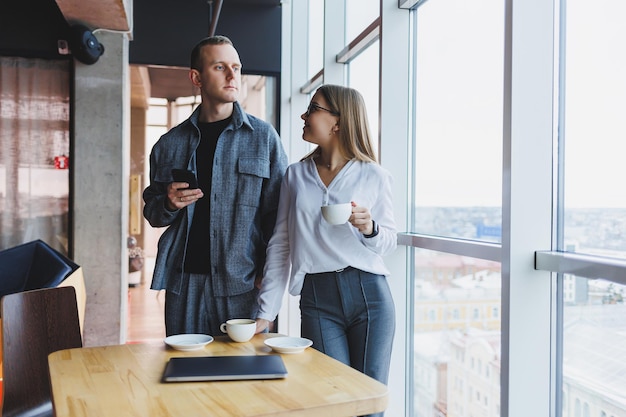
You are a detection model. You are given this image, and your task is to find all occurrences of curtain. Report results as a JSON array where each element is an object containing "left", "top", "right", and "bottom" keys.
[{"left": 0, "top": 57, "right": 71, "bottom": 254}]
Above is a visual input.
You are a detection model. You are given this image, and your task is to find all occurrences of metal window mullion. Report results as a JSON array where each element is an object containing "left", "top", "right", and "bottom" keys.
[
  {"left": 336, "top": 18, "right": 381, "bottom": 64},
  {"left": 380, "top": 1, "right": 412, "bottom": 415},
  {"left": 535, "top": 251, "right": 626, "bottom": 286},
  {"left": 397, "top": 232, "right": 501, "bottom": 262},
  {"left": 299, "top": 69, "right": 324, "bottom": 95}
]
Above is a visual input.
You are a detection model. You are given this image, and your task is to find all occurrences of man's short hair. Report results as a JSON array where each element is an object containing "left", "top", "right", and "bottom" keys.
[{"left": 190, "top": 35, "right": 234, "bottom": 70}]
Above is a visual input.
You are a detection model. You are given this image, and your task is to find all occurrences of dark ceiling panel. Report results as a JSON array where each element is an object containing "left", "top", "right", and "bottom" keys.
[
  {"left": 129, "top": 0, "right": 281, "bottom": 75},
  {"left": 0, "top": 0, "right": 70, "bottom": 59},
  {"left": 214, "top": 2, "right": 281, "bottom": 75},
  {"left": 129, "top": 0, "right": 208, "bottom": 69}
]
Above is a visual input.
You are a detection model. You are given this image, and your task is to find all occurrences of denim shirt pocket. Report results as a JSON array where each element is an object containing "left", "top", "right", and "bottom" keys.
[{"left": 237, "top": 157, "right": 270, "bottom": 207}]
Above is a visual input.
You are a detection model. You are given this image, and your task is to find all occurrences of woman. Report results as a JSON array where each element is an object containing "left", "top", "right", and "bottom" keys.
[{"left": 256, "top": 85, "right": 397, "bottom": 416}]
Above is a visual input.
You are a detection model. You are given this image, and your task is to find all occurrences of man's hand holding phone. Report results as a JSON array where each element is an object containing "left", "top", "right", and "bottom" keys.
[
  {"left": 167, "top": 169, "right": 203, "bottom": 210},
  {"left": 171, "top": 169, "right": 199, "bottom": 189}
]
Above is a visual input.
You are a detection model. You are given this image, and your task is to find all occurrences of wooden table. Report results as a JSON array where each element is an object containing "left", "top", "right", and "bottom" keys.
[{"left": 48, "top": 333, "right": 388, "bottom": 416}]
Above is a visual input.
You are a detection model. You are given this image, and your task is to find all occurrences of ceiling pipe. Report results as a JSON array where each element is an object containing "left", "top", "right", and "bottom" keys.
[{"left": 208, "top": 0, "right": 223, "bottom": 37}]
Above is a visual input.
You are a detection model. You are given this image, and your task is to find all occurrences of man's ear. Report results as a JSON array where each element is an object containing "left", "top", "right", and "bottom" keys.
[{"left": 189, "top": 69, "right": 201, "bottom": 87}]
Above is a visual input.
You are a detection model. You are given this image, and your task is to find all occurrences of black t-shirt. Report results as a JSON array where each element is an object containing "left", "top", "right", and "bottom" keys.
[{"left": 183, "top": 117, "right": 231, "bottom": 273}]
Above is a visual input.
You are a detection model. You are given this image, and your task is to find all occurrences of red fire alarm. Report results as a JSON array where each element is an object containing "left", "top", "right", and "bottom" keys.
[{"left": 54, "top": 155, "right": 69, "bottom": 169}]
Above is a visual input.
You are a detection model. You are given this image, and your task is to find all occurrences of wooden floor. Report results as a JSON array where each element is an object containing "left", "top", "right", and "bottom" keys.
[{"left": 127, "top": 257, "right": 166, "bottom": 343}]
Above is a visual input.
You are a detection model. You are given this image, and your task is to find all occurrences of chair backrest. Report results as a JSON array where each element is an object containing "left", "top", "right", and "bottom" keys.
[
  {"left": 1, "top": 286, "right": 83, "bottom": 417},
  {"left": 0, "top": 240, "right": 78, "bottom": 300}
]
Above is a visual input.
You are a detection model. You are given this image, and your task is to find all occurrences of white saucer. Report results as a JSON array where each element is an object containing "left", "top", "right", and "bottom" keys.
[
  {"left": 264, "top": 336, "right": 313, "bottom": 354},
  {"left": 164, "top": 334, "right": 214, "bottom": 351}
]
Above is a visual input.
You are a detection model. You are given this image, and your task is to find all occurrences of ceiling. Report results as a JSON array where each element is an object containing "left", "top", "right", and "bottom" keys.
[
  {"left": 54, "top": 0, "right": 286, "bottom": 32},
  {"left": 55, "top": 0, "right": 131, "bottom": 32},
  {"left": 53, "top": 0, "right": 282, "bottom": 105},
  {"left": 54, "top": 0, "right": 195, "bottom": 104}
]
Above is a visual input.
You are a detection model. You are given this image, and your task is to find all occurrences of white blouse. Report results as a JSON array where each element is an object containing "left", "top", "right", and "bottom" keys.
[{"left": 257, "top": 158, "right": 397, "bottom": 322}]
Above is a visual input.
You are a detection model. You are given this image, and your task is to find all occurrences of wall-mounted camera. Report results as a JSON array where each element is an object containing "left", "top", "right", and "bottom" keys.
[{"left": 68, "top": 24, "right": 105, "bottom": 65}]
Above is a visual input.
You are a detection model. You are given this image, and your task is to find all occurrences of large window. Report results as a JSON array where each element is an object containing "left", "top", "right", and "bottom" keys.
[
  {"left": 412, "top": 0, "right": 504, "bottom": 242},
  {"left": 408, "top": 3, "right": 505, "bottom": 412},
  {"left": 555, "top": 1, "right": 626, "bottom": 416},
  {"left": 562, "top": 277, "right": 626, "bottom": 417},
  {"left": 346, "top": 0, "right": 379, "bottom": 41},
  {"left": 308, "top": 0, "right": 324, "bottom": 78},
  {"left": 414, "top": 249, "right": 501, "bottom": 417},
  {"left": 561, "top": 1, "right": 626, "bottom": 259},
  {"left": 348, "top": 40, "right": 380, "bottom": 156}
]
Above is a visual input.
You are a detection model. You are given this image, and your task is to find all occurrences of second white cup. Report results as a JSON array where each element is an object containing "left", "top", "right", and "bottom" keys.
[{"left": 219, "top": 318, "right": 256, "bottom": 342}]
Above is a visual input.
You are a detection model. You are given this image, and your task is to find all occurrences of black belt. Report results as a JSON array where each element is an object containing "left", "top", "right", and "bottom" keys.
[{"left": 307, "top": 266, "right": 354, "bottom": 276}]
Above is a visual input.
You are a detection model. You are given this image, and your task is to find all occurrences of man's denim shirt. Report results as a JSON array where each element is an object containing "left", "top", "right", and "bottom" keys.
[{"left": 143, "top": 102, "right": 288, "bottom": 296}]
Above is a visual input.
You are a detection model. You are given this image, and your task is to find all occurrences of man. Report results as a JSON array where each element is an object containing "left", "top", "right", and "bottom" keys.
[{"left": 143, "top": 35, "right": 288, "bottom": 336}]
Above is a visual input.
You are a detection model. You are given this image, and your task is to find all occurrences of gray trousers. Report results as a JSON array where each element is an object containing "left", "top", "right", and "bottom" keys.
[
  {"left": 165, "top": 272, "right": 259, "bottom": 337},
  {"left": 300, "top": 267, "right": 395, "bottom": 417}
]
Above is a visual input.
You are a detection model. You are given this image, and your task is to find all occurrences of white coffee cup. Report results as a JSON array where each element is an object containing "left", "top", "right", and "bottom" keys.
[
  {"left": 219, "top": 318, "right": 256, "bottom": 342},
  {"left": 321, "top": 203, "right": 352, "bottom": 225}
]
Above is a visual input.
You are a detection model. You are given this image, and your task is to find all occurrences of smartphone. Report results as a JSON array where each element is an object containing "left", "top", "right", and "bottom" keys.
[{"left": 171, "top": 169, "right": 199, "bottom": 189}]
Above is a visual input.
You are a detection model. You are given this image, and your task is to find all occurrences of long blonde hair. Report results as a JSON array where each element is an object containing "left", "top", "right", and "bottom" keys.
[{"left": 302, "top": 84, "right": 377, "bottom": 163}]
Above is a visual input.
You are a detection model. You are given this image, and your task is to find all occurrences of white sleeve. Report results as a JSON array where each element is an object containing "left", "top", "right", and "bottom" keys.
[
  {"left": 256, "top": 175, "right": 292, "bottom": 321},
  {"left": 361, "top": 168, "right": 398, "bottom": 256}
]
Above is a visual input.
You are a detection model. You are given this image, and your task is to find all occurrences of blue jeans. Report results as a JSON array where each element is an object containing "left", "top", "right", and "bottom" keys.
[{"left": 300, "top": 267, "right": 395, "bottom": 417}]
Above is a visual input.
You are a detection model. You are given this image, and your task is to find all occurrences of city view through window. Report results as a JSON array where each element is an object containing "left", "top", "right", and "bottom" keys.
[
  {"left": 409, "top": 0, "right": 626, "bottom": 416},
  {"left": 411, "top": 207, "right": 626, "bottom": 417}
]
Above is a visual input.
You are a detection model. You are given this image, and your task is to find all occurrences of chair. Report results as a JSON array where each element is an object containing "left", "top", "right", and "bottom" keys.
[
  {"left": 0, "top": 240, "right": 80, "bottom": 300},
  {"left": 1, "top": 286, "right": 82, "bottom": 417}
]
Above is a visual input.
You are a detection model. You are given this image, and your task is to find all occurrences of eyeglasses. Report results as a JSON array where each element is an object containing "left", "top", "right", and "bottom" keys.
[{"left": 305, "top": 102, "right": 339, "bottom": 117}]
